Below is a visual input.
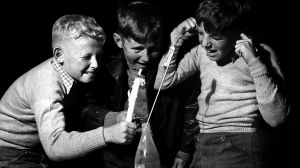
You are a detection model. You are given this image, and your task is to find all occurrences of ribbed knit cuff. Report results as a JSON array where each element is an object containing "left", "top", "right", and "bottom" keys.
[
  {"left": 84, "top": 127, "right": 106, "bottom": 154},
  {"left": 104, "top": 111, "right": 119, "bottom": 127}
]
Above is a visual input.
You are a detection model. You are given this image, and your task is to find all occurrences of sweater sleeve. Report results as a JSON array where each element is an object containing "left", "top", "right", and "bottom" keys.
[
  {"left": 248, "top": 44, "right": 289, "bottom": 127},
  {"left": 33, "top": 98, "right": 106, "bottom": 161},
  {"left": 154, "top": 46, "right": 200, "bottom": 90}
]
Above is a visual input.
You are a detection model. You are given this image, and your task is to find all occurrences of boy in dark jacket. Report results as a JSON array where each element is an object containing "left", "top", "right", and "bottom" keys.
[{"left": 81, "top": 1, "right": 200, "bottom": 168}]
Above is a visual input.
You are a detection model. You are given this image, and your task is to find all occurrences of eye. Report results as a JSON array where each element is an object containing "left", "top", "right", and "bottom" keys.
[
  {"left": 81, "top": 54, "right": 92, "bottom": 60},
  {"left": 208, "top": 32, "right": 225, "bottom": 41},
  {"left": 211, "top": 35, "right": 225, "bottom": 40},
  {"left": 132, "top": 46, "right": 144, "bottom": 53}
]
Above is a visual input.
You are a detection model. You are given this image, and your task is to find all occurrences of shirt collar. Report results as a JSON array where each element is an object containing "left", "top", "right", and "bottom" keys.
[{"left": 51, "top": 58, "right": 74, "bottom": 94}]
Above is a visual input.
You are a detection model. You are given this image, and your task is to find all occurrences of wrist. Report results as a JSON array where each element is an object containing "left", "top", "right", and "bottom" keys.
[
  {"left": 103, "top": 127, "right": 111, "bottom": 143},
  {"left": 102, "top": 127, "right": 107, "bottom": 144}
]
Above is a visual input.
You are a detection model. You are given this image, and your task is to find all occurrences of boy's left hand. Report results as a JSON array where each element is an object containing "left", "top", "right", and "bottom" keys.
[
  {"left": 235, "top": 33, "right": 257, "bottom": 64},
  {"left": 172, "top": 157, "right": 186, "bottom": 168}
]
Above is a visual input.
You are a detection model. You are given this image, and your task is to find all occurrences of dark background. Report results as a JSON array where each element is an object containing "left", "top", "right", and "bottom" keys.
[{"left": 1, "top": 0, "right": 299, "bottom": 167}]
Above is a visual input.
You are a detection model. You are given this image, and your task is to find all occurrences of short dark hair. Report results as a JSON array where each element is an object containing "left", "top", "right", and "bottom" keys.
[
  {"left": 116, "top": 1, "right": 163, "bottom": 43},
  {"left": 194, "top": 0, "right": 252, "bottom": 36}
]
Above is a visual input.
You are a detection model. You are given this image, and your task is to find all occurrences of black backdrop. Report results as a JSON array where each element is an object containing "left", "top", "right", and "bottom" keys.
[{"left": 1, "top": 0, "right": 299, "bottom": 167}]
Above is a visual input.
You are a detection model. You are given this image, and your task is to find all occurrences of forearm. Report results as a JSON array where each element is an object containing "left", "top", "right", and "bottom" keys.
[
  {"left": 249, "top": 58, "right": 289, "bottom": 127},
  {"left": 154, "top": 46, "right": 199, "bottom": 90},
  {"left": 154, "top": 46, "right": 180, "bottom": 90},
  {"left": 42, "top": 128, "right": 106, "bottom": 161},
  {"left": 34, "top": 99, "right": 107, "bottom": 161}
]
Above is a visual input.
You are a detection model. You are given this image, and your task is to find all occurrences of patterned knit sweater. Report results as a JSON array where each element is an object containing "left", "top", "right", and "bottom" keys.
[
  {"left": 155, "top": 45, "right": 288, "bottom": 133},
  {"left": 0, "top": 58, "right": 106, "bottom": 161}
]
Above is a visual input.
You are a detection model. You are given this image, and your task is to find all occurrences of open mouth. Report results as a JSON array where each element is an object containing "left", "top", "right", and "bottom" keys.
[
  {"left": 206, "top": 49, "right": 217, "bottom": 54},
  {"left": 205, "top": 49, "right": 217, "bottom": 57},
  {"left": 137, "top": 63, "right": 148, "bottom": 69},
  {"left": 85, "top": 70, "right": 97, "bottom": 76}
]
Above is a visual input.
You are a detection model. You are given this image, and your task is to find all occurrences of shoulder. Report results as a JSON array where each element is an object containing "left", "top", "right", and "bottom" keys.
[{"left": 24, "top": 59, "right": 66, "bottom": 104}]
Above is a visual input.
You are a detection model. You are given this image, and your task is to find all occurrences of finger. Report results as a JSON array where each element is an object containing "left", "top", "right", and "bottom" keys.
[
  {"left": 235, "top": 41, "right": 242, "bottom": 50},
  {"left": 127, "top": 122, "right": 137, "bottom": 129},
  {"left": 120, "top": 121, "right": 129, "bottom": 130},
  {"left": 235, "top": 48, "right": 242, "bottom": 57},
  {"left": 186, "top": 17, "right": 197, "bottom": 28},
  {"left": 127, "top": 127, "right": 136, "bottom": 135},
  {"left": 234, "top": 44, "right": 242, "bottom": 57},
  {"left": 240, "top": 33, "right": 252, "bottom": 41},
  {"left": 126, "top": 134, "right": 135, "bottom": 140},
  {"left": 236, "top": 39, "right": 250, "bottom": 44},
  {"left": 190, "top": 17, "right": 197, "bottom": 24},
  {"left": 182, "top": 19, "right": 196, "bottom": 32},
  {"left": 186, "top": 18, "right": 198, "bottom": 33}
]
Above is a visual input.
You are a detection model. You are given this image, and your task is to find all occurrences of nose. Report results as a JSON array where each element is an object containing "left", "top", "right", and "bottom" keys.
[
  {"left": 201, "top": 35, "right": 212, "bottom": 49},
  {"left": 90, "top": 55, "right": 98, "bottom": 69}
]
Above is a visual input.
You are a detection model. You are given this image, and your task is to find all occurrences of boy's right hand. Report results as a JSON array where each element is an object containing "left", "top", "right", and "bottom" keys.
[
  {"left": 171, "top": 17, "right": 197, "bottom": 47},
  {"left": 103, "top": 121, "right": 137, "bottom": 144}
]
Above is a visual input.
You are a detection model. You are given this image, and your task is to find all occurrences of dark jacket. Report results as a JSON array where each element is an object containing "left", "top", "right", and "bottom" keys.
[{"left": 81, "top": 52, "right": 200, "bottom": 168}]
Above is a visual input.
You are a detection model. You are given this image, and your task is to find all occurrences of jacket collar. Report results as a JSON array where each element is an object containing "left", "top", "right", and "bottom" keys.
[
  {"left": 106, "top": 52, "right": 127, "bottom": 84},
  {"left": 106, "top": 51, "right": 158, "bottom": 86}
]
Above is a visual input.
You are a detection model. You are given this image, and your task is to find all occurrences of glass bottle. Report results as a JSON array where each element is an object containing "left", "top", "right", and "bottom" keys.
[{"left": 134, "top": 123, "right": 160, "bottom": 168}]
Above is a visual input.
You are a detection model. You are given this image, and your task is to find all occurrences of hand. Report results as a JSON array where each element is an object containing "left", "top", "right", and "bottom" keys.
[
  {"left": 172, "top": 157, "right": 186, "bottom": 168},
  {"left": 116, "top": 110, "right": 127, "bottom": 123},
  {"left": 235, "top": 33, "right": 258, "bottom": 64},
  {"left": 171, "top": 17, "right": 198, "bottom": 47},
  {"left": 103, "top": 121, "right": 137, "bottom": 144}
]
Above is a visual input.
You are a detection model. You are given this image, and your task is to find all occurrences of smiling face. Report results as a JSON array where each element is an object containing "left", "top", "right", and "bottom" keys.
[
  {"left": 59, "top": 36, "right": 103, "bottom": 83},
  {"left": 197, "top": 22, "right": 238, "bottom": 62},
  {"left": 114, "top": 33, "right": 161, "bottom": 71}
]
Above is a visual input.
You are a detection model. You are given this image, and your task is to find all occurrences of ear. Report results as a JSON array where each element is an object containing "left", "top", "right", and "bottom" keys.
[
  {"left": 53, "top": 47, "right": 63, "bottom": 64},
  {"left": 113, "top": 33, "right": 123, "bottom": 48}
]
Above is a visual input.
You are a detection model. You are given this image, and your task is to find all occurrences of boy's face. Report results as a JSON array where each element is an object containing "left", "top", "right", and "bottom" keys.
[
  {"left": 114, "top": 33, "right": 161, "bottom": 71},
  {"left": 59, "top": 36, "right": 103, "bottom": 83},
  {"left": 197, "top": 22, "right": 238, "bottom": 62}
]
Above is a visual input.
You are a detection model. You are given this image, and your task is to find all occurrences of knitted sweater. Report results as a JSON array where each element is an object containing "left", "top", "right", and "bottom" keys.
[
  {"left": 155, "top": 45, "right": 288, "bottom": 133},
  {"left": 0, "top": 58, "right": 105, "bottom": 161}
]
